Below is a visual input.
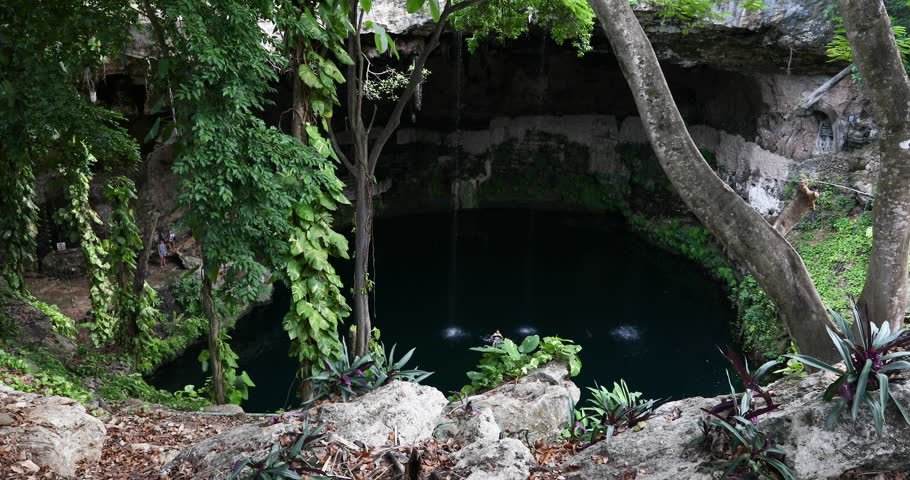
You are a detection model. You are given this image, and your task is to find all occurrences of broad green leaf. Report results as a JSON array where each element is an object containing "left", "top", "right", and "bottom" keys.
[
  {"left": 299, "top": 64, "right": 321, "bottom": 88},
  {"left": 429, "top": 0, "right": 440, "bottom": 22},
  {"left": 406, "top": 0, "right": 425, "bottom": 13}
]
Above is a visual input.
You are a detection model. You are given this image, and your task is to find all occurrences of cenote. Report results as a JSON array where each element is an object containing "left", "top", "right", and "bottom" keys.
[{"left": 152, "top": 209, "right": 735, "bottom": 412}]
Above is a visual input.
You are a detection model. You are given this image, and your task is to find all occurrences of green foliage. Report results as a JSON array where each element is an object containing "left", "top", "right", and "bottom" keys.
[
  {"left": 230, "top": 423, "right": 329, "bottom": 480},
  {"left": 456, "top": 335, "right": 582, "bottom": 398},
  {"left": 564, "top": 379, "right": 659, "bottom": 444},
  {"left": 633, "top": 219, "right": 737, "bottom": 288},
  {"left": 826, "top": 14, "right": 910, "bottom": 73},
  {"left": 53, "top": 146, "right": 118, "bottom": 347},
  {"left": 684, "top": 354, "right": 791, "bottom": 479},
  {"left": 0, "top": 346, "right": 91, "bottom": 403},
  {"left": 452, "top": 0, "right": 595, "bottom": 55},
  {"left": 0, "top": 343, "right": 209, "bottom": 411},
  {"left": 774, "top": 343, "right": 808, "bottom": 380},
  {"left": 364, "top": 65, "right": 431, "bottom": 101},
  {"left": 631, "top": 0, "right": 766, "bottom": 34},
  {"left": 173, "top": 275, "right": 204, "bottom": 316},
  {"left": 307, "top": 340, "right": 433, "bottom": 403},
  {"left": 146, "top": 0, "right": 352, "bottom": 400},
  {"left": 273, "top": 0, "right": 354, "bottom": 125},
  {"left": 28, "top": 299, "right": 77, "bottom": 339},
  {"left": 283, "top": 192, "right": 351, "bottom": 396},
  {"left": 0, "top": 0, "right": 139, "bottom": 293},
  {"left": 786, "top": 305, "right": 910, "bottom": 437},
  {"left": 198, "top": 332, "right": 256, "bottom": 405},
  {"left": 733, "top": 276, "right": 788, "bottom": 360},
  {"left": 792, "top": 200, "right": 872, "bottom": 315}
]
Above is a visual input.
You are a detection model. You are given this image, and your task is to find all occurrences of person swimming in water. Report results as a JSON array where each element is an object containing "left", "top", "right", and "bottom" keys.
[{"left": 489, "top": 330, "right": 504, "bottom": 347}]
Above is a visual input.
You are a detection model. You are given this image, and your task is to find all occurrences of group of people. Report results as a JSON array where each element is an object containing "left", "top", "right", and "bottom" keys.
[{"left": 157, "top": 228, "right": 176, "bottom": 267}]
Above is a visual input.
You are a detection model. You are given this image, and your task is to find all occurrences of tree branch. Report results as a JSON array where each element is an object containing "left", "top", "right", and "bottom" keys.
[
  {"left": 791, "top": 65, "right": 853, "bottom": 116},
  {"left": 327, "top": 122, "right": 355, "bottom": 176},
  {"left": 365, "top": 0, "right": 487, "bottom": 173},
  {"left": 773, "top": 179, "right": 820, "bottom": 236}
]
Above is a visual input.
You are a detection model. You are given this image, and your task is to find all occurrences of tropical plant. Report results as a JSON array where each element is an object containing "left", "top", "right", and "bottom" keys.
[
  {"left": 198, "top": 332, "right": 256, "bottom": 405},
  {"left": 456, "top": 335, "right": 582, "bottom": 398},
  {"left": 786, "top": 303, "right": 910, "bottom": 437},
  {"left": 564, "top": 379, "right": 660, "bottom": 444},
  {"left": 230, "top": 423, "right": 329, "bottom": 480},
  {"left": 54, "top": 145, "right": 118, "bottom": 347},
  {"left": 306, "top": 340, "right": 432, "bottom": 403},
  {"left": 684, "top": 349, "right": 791, "bottom": 479}
]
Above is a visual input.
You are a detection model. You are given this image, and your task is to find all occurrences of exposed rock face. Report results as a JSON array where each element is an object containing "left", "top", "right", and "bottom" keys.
[
  {"left": 314, "top": 380, "right": 448, "bottom": 446},
  {"left": 461, "top": 361, "right": 579, "bottom": 442},
  {"left": 40, "top": 248, "right": 87, "bottom": 279},
  {"left": 637, "top": 0, "right": 835, "bottom": 72},
  {"left": 0, "top": 385, "right": 106, "bottom": 477},
  {"left": 562, "top": 371, "right": 910, "bottom": 479},
  {"left": 0, "top": 296, "right": 77, "bottom": 358}
]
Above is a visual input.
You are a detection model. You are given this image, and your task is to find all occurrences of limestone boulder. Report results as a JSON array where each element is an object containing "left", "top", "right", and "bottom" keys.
[
  {"left": 453, "top": 437, "right": 535, "bottom": 480},
  {"left": 463, "top": 361, "right": 580, "bottom": 442},
  {"left": 164, "top": 419, "right": 303, "bottom": 478},
  {"left": 563, "top": 371, "right": 910, "bottom": 479},
  {"left": 314, "top": 380, "right": 448, "bottom": 446},
  {"left": 0, "top": 385, "right": 106, "bottom": 477},
  {"left": 40, "top": 248, "right": 86, "bottom": 279}
]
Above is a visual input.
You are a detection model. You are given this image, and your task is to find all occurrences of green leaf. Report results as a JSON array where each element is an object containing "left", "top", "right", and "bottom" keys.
[
  {"left": 518, "top": 335, "right": 540, "bottom": 354},
  {"left": 852, "top": 358, "right": 873, "bottom": 420},
  {"left": 373, "top": 24, "right": 388, "bottom": 53},
  {"left": 428, "top": 0, "right": 440, "bottom": 22},
  {"left": 299, "top": 64, "right": 321, "bottom": 88},
  {"left": 406, "top": 0, "right": 425, "bottom": 13},
  {"left": 360, "top": 0, "right": 372, "bottom": 11}
]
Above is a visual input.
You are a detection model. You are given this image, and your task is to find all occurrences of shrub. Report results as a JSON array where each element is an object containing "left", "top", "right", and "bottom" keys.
[
  {"left": 456, "top": 335, "right": 582, "bottom": 398},
  {"left": 786, "top": 303, "right": 910, "bottom": 437}
]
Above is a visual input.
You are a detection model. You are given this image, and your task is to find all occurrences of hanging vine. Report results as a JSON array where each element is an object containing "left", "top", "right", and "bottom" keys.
[
  {"left": 54, "top": 143, "right": 117, "bottom": 347},
  {"left": 283, "top": 173, "right": 352, "bottom": 399}
]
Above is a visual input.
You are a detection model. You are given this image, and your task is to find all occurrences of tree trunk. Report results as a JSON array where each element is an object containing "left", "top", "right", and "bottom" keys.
[
  {"left": 353, "top": 162, "right": 373, "bottom": 356},
  {"left": 202, "top": 263, "right": 225, "bottom": 404},
  {"left": 588, "top": 0, "right": 837, "bottom": 360},
  {"left": 839, "top": 0, "right": 910, "bottom": 331},
  {"left": 291, "top": 36, "right": 311, "bottom": 141},
  {"left": 132, "top": 208, "right": 159, "bottom": 296}
]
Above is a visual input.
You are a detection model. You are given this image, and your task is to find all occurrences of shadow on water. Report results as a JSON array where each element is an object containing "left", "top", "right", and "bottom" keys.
[{"left": 151, "top": 209, "right": 734, "bottom": 412}]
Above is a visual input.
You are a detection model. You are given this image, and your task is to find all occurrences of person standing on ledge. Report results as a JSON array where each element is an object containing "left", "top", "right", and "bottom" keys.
[{"left": 158, "top": 239, "right": 168, "bottom": 267}]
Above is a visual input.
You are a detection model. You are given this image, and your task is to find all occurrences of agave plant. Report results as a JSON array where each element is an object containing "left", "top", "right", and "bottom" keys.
[{"left": 786, "top": 304, "right": 910, "bottom": 436}]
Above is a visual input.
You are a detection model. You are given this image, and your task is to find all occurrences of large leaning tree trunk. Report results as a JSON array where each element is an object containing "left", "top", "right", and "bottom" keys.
[
  {"left": 839, "top": 0, "right": 910, "bottom": 331},
  {"left": 588, "top": 0, "right": 837, "bottom": 360},
  {"left": 335, "top": 0, "right": 484, "bottom": 356}
]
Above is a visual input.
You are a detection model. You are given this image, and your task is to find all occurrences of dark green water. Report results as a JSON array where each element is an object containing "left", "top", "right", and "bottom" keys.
[{"left": 151, "top": 209, "right": 734, "bottom": 412}]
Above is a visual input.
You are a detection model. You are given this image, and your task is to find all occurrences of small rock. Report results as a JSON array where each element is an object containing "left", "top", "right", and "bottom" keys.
[
  {"left": 203, "top": 404, "right": 245, "bottom": 415},
  {"left": 0, "top": 412, "right": 15, "bottom": 426}
]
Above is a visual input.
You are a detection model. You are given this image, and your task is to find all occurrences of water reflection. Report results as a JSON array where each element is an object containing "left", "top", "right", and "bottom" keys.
[{"left": 611, "top": 325, "right": 643, "bottom": 342}]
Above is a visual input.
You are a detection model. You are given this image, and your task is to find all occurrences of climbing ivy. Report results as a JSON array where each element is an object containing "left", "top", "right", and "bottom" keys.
[
  {"left": 0, "top": 0, "right": 139, "bottom": 293},
  {"left": 142, "top": 0, "right": 351, "bottom": 403},
  {"left": 103, "top": 177, "right": 143, "bottom": 315},
  {"left": 283, "top": 191, "right": 352, "bottom": 396},
  {"left": 54, "top": 144, "right": 118, "bottom": 347}
]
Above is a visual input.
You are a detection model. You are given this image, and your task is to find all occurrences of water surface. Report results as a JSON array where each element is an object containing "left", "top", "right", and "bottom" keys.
[{"left": 152, "top": 209, "right": 734, "bottom": 411}]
